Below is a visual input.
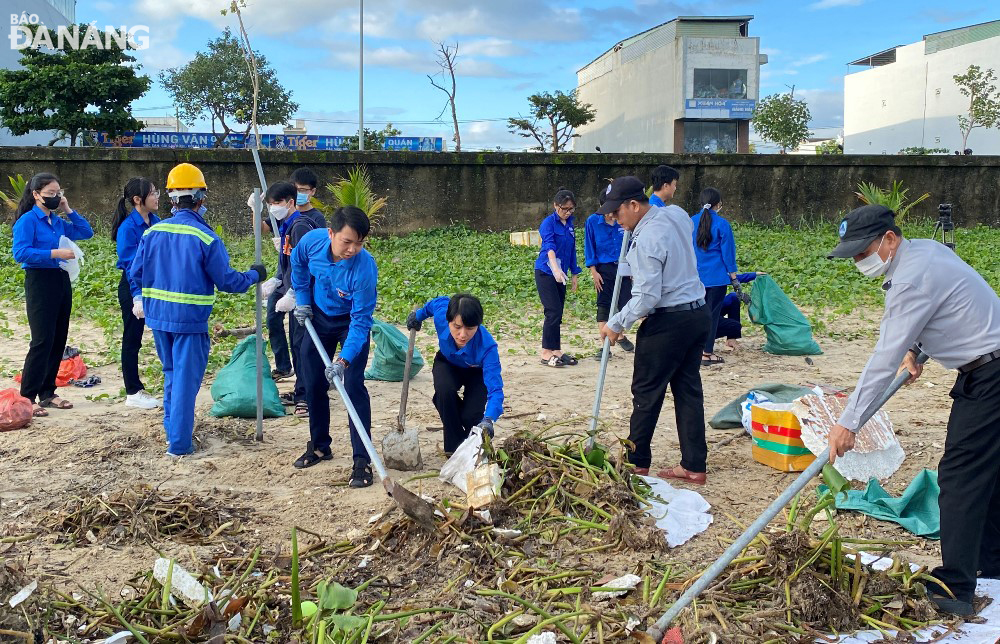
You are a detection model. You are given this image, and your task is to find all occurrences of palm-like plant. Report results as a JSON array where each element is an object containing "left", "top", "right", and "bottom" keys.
[
  {"left": 0, "top": 174, "right": 27, "bottom": 214},
  {"left": 321, "top": 165, "right": 386, "bottom": 226},
  {"left": 855, "top": 180, "right": 930, "bottom": 220}
]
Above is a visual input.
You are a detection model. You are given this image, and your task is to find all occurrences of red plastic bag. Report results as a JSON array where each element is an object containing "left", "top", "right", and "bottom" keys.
[
  {"left": 0, "top": 388, "right": 33, "bottom": 432},
  {"left": 14, "top": 355, "right": 87, "bottom": 388}
]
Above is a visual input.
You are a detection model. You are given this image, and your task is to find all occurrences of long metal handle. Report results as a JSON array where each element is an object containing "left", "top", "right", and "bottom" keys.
[
  {"left": 398, "top": 328, "right": 417, "bottom": 432},
  {"left": 249, "top": 147, "right": 280, "bottom": 236},
  {"left": 302, "top": 317, "right": 389, "bottom": 482},
  {"left": 647, "top": 352, "right": 930, "bottom": 639},
  {"left": 252, "top": 188, "right": 264, "bottom": 442},
  {"left": 587, "top": 230, "right": 631, "bottom": 448}
]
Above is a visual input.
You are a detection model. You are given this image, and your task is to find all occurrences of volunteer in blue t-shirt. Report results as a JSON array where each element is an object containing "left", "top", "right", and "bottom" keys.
[
  {"left": 716, "top": 272, "right": 762, "bottom": 349},
  {"left": 648, "top": 164, "right": 679, "bottom": 208},
  {"left": 111, "top": 177, "right": 161, "bottom": 410},
  {"left": 11, "top": 172, "right": 94, "bottom": 417},
  {"left": 690, "top": 187, "right": 739, "bottom": 366},
  {"left": 406, "top": 294, "right": 504, "bottom": 454},
  {"left": 534, "top": 187, "right": 582, "bottom": 367},
  {"left": 584, "top": 185, "right": 634, "bottom": 353}
]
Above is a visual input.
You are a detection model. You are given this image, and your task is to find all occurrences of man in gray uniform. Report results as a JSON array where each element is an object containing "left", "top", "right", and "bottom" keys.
[
  {"left": 827, "top": 204, "right": 1000, "bottom": 616},
  {"left": 598, "top": 176, "right": 710, "bottom": 483}
]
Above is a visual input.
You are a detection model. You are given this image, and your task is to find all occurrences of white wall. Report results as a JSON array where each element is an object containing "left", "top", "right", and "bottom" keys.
[{"left": 845, "top": 38, "right": 1000, "bottom": 155}]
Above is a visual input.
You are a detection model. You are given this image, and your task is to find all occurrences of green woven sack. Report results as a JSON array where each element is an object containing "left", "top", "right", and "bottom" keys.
[
  {"left": 364, "top": 319, "right": 425, "bottom": 382},
  {"left": 210, "top": 336, "right": 285, "bottom": 418},
  {"left": 747, "top": 275, "right": 823, "bottom": 356}
]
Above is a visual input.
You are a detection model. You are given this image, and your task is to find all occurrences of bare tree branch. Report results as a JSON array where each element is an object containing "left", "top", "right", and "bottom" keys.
[{"left": 428, "top": 41, "right": 460, "bottom": 151}]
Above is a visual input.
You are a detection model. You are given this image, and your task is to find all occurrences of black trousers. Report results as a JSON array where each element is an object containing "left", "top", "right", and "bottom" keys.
[
  {"left": 716, "top": 298, "right": 742, "bottom": 339},
  {"left": 628, "top": 305, "right": 711, "bottom": 470},
  {"left": 432, "top": 352, "right": 488, "bottom": 453},
  {"left": 267, "top": 289, "right": 291, "bottom": 373},
  {"left": 703, "top": 285, "right": 728, "bottom": 354},
  {"left": 931, "top": 358, "right": 1000, "bottom": 602},
  {"left": 535, "top": 269, "right": 566, "bottom": 350},
  {"left": 118, "top": 271, "right": 147, "bottom": 395},
  {"left": 299, "top": 309, "right": 372, "bottom": 461},
  {"left": 21, "top": 269, "right": 72, "bottom": 403},
  {"left": 594, "top": 262, "right": 633, "bottom": 322}
]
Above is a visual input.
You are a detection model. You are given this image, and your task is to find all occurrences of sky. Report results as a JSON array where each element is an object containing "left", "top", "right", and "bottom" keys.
[{"left": 77, "top": 0, "right": 994, "bottom": 151}]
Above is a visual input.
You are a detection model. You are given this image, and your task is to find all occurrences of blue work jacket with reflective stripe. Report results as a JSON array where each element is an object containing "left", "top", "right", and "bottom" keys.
[{"left": 129, "top": 208, "right": 257, "bottom": 334}]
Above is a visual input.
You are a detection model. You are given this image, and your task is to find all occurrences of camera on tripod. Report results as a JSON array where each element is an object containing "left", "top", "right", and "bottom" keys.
[{"left": 933, "top": 203, "right": 955, "bottom": 250}]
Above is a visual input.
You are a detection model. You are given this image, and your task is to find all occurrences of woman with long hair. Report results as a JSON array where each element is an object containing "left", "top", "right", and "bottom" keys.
[
  {"left": 691, "top": 187, "right": 738, "bottom": 366},
  {"left": 111, "top": 177, "right": 161, "bottom": 408},
  {"left": 11, "top": 172, "right": 93, "bottom": 416},
  {"left": 534, "top": 187, "right": 582, "bottom": 367}
]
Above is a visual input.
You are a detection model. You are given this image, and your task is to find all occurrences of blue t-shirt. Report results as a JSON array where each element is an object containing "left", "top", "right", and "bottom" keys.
[
  {"left": 116, "top": 209, "right": 161, "bottom": 296},
  {"left": 290, "top": 228, "right": 377, "bottom": 365},
  {"left": 649, "top": 194, "right": 666, "bottom": 208},
  {"left": 12, "top": 205, "right": 94, "bottom": 269},
  {"left": 534, "top": 212, "right": 581, "bottom": 276},
  {"left": 690, "top": 209, "right": 738, "bottom": 288},
  {"left": 415, "top": 296, "right": 504, "bottom": 422},
  {"left": 584, "top": 213, "right": 626, "bottom": 266}
]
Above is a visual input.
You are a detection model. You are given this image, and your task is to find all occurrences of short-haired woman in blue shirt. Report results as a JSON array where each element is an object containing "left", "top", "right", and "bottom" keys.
[
  {"left": 111, "top": 177, "right": 161, "bottom": 410},
  {"left": 691, "top": 187, "right": 739, "bottom": 366},
  {"left": 534, "top": 188, "right": 582, "bottom": 367},
  {"left": 11, "top": 173, "right": 94, "bottom": 416},
  {"left": 584, "top": 186, "right": 634, "bottom": 353},
  {"left": 406, "top": 293, "right": 504, "bottom": 454}
]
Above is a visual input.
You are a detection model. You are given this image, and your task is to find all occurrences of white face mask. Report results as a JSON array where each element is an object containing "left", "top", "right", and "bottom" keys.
[
  {"left": 268, "top": 203, "right": 291, "bottom": 220},
  {"left": 854, "top": 236, "right": 892, "bottom": 277}
]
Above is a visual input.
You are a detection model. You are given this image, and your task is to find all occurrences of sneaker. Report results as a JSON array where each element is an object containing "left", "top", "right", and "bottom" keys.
[
  {"left": 349, "top": 457, "right": 374, "bottom": 488},
  {"left": 618, "top": 337, "right": 635, "bottom": 353},
  {"left": 272, "top": 368, "right": 293, "bottom": 381},
  {"left": 126, "top": 390, "right": 160, "bottom": 409}
]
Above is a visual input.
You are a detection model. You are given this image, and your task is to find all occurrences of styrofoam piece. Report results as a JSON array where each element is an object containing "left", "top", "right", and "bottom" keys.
[
  {"left": 526, "top": 633, "right": 557, "bottom": 644},
  {"left": 794, "top": 393, "right": 904, "bottom": 481},
  {"left": 7, "top": 580, "right": 36, "bottom": 607},
  {"left": 153, "top": 558, "right": 212, "bottom": 606},
  {"left": 466, "top": 463, "right": 503, "bottom": 508},
  {"left": 593, "top": 574, "right": 641, "bottom": 600},
  {"left": 640, "top": 476, "right": 713, "bottom": 548}
]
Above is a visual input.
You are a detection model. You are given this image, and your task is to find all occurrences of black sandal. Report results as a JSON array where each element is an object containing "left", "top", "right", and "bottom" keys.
[
  {"left": 293, "top": 441, "right": 331, "bottom": 469},
  {"left": 280, "top": 392, "right": 296, "bottom": 406},
  {"left": 294, "top": 401, "right": 309, "bottom": 417},
  {"left": 701, "top": 354, "right": 725, "bottom": 366},
  {"left": 349, "top": 458, "right": 373, "bottom": 488},
  {"left": 558, "top": 354, "right": 578, "bottom": 366}
]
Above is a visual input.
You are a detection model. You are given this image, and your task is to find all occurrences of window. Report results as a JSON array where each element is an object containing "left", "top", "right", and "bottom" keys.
[
  {"left": 684, "top": 122, "right": 738, "bottom": 153},
  {"left": 692, "top": 69, "right": 748, "bottom": 99}
]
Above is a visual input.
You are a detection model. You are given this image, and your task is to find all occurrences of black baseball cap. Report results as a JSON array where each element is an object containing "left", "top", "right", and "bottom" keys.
[
  {"left": 827, "top": 205, "right": 896, "bottom": 259},
  {"left": 597, "top": 176, "right": 646, "bottom": 215}
]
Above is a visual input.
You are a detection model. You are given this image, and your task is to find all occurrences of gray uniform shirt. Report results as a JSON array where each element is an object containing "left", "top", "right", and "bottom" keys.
[
  {"left": 607, "top": 205, "right": 706, "bottom": 333},
  {"left": 839, "top": 238, "right": 1000, "bottom": 431}
]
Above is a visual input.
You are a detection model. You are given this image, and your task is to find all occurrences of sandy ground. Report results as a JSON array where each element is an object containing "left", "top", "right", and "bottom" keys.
[{"left": 0, "top": 312, "right": 952, "bottom": 606}]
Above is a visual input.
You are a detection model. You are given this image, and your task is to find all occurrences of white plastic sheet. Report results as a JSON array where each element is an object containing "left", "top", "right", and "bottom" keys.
[
  {"left": 58, "top": 236, "right": 84, "bottom": 282},
  {"left": 640, "top": 476, "right": 713, "bottom": 548},
  {"left": 438, "top": 426, "right": 483, "bottom": 494}
]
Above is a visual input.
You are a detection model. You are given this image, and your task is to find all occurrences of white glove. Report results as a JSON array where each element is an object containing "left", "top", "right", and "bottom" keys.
[
  {"left": 246, "top": 192, "right": 259, "bottom": 210},
  {"left": 132, "top": 297, "right": 144, "bottom": 319},
  {"left": 275, "top": 289, "right": 296, "bottom": 313},
  {"left": 261, "top": 276, "right": 280, "bottom": 298},
  {"left": 272, "top": 237, "right": 282, "bottom": 253}
]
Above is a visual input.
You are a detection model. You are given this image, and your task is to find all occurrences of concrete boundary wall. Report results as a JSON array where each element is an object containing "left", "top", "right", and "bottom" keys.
[{"left": 0, "top": 147, "right": 996, "bottom": 234}]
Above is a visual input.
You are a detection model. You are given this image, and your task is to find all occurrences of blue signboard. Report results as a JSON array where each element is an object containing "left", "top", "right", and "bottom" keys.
[
  {"left": 684, "top": 99, "right": 756, "bottom": 120},
  {"left": 94, "top": 131, "right": 444, "bottom": 151}
]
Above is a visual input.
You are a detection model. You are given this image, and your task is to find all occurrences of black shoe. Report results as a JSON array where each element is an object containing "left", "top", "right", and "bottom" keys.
[
  {"left": 618, "top": 337, "right": 635, "bottom": 352},
  {"left": 349, "top": 458, "right": 373, "bottom": 488},
  {"left": 272, "top": 368, "right": 293, "bottom": 381},
  {"left": 925, "top": 580, "right": 975, "bottom": 617}
]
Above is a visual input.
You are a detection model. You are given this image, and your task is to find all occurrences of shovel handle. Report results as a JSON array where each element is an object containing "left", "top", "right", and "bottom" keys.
[
  {"left": 398, "top": 327, "right": 417, "bottom": 431},
  {"left": 647, "top": 352, "right": 929, "bottom": 639},
  {"left": 302, "top": 317, "right": 389, "bottom": 482}
]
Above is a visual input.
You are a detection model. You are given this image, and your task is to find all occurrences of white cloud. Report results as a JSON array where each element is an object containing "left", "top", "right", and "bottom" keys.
[
  {"left": 456, "top": 59, "right": 516, "bottom": 78},
  {"left": 460, "top": 38, "right": 527, "bottom": 58},
  {"left": 809, "top": 0, "right": 864, "bottom": 9},
  {"left": 329, "top": 46, "right": 433, "bottom": 73},
  {"left": 791, "top": 53, "right": 828, "bottom": 67},
  {"left": 794, "top": 88, "right": 845, "bottom": 127}
]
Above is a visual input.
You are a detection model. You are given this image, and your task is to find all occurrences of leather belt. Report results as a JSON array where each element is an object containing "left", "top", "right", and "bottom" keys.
[
  {"left": 958, "top": 349, "right": 1000, "bottom": 374},
  {"left": 653, "top": 298, "right": 706, "bottom": 314}
]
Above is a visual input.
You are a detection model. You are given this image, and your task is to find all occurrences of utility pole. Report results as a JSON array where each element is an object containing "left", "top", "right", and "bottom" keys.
[{"left": 359, "top": 0, "right": 364, "bottom": 151}]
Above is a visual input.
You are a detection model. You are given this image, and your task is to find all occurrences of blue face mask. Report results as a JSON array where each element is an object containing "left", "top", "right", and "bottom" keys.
[
  {"left": 170, "top": 204, "right": 208, "bottom": 216},
  {"left": 296, "top": 192, "right": 310, "bottom": 206}
]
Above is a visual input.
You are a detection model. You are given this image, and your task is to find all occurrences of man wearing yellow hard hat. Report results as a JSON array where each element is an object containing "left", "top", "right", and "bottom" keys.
[{"left": 130, "top": 163, "right": 267, "bottom": 456}]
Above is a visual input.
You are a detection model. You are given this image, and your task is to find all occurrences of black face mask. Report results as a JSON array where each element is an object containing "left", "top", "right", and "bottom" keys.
[{"left": 41, "top": 195, "right": 61, "bottom": 210}]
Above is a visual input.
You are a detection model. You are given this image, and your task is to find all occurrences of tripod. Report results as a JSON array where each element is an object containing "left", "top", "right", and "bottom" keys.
[{"left": 933, "top": 204, "right": 955, "bottom": 250}]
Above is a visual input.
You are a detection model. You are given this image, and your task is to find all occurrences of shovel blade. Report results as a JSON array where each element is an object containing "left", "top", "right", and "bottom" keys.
[
  {"left": 381, "top": 425, "right": 423, "bottom": 471},
  {"left": 383, "top": 478, "right": 437, "bottom": 532}
]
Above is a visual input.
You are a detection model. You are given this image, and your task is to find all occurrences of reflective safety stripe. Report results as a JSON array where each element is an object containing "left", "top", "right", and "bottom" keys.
[
  {"left": 142, "top": 287, "right": 216, "bottom": 306},
  {"left": 144, "top": 223, "right": 214, "bottom": 245}
]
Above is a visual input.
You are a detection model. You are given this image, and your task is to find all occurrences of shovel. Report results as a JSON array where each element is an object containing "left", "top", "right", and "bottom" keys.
[
  {"left": 646, "top": 351, "right": 930, "bottom": 640},
  {"left": 382, "top": 328, "right": 423, "bottom": 470},
  {"left": 302, "top": 317, "right": 437, "bottom": 531}
]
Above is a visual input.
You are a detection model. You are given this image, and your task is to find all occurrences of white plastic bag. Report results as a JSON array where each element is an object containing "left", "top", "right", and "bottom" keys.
[
  {"left": 741, "top": 391, "right": 772, "bottom": 434},
  {"left": 58, "top": 236, "right": 84, "bottom": 282},
  {"left": 439, "top": 426, "right": 484, "bottom": 494}
]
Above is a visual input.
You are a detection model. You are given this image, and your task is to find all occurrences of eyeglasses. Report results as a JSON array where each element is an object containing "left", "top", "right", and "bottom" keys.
[
  {"left": 556, "top": 205, "right": 575, "bottom": 214},
  {"left": 38, "top": 189, "right": 65, "bottom": 198}
]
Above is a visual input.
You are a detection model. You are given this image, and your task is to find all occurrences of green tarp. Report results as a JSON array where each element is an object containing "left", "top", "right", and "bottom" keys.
[
  {"left": 364, "top": 319, "right": 425, "bottom": 382},
  {"left": 210, "top": 336, "right": 285, "bottom": 418},
  {"left": 820, "top": 469, "right": 940, "bottom": 539},
  {"left": 748, "top": 275, "right": 823, "bottom": 356},
  {"left": 709, "top": 382, "right": 816, "bottom": 429}
]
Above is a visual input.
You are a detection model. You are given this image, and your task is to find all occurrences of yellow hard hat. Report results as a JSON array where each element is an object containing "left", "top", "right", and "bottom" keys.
[{"left": 166, "top": 163, "right": 207, "bottom": 191}]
